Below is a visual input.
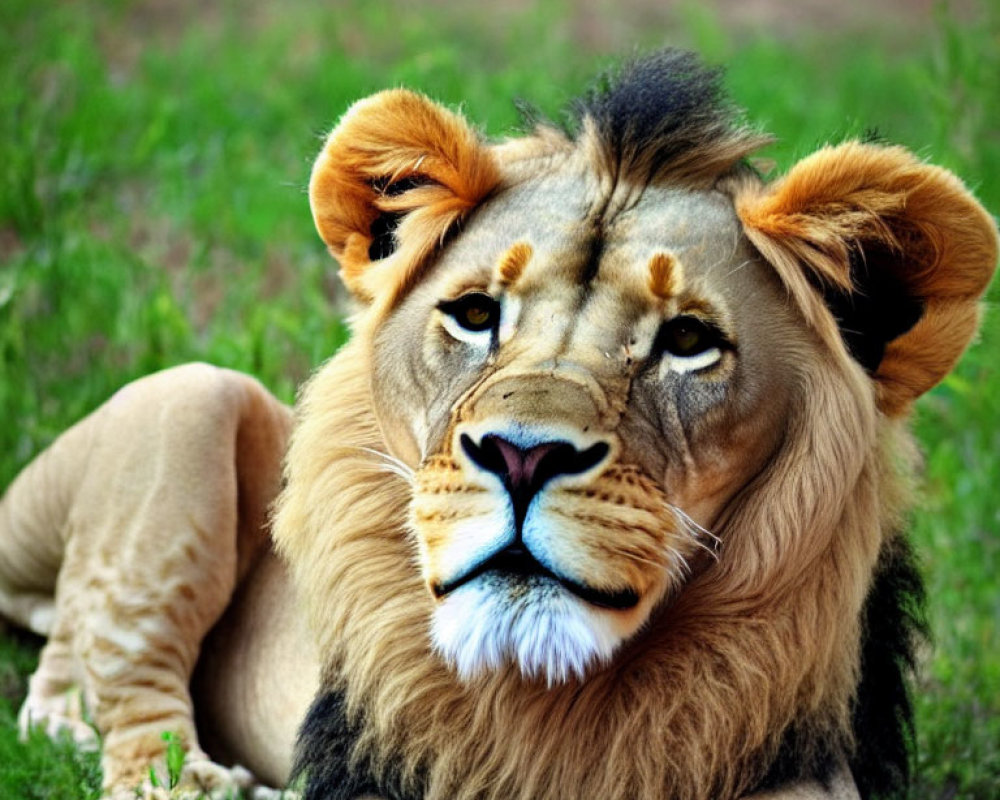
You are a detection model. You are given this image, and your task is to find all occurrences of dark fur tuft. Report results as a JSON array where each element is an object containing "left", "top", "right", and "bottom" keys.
[
  {"left": 576, "top": 50, "right": 727, "bottom": 153},
  {"left": 752, "top": 725, "right": 839, "bottom": 793},
  {"left": 572, "top": 49, "right": 768, "bottom": 184},
  {"left": 294, "top": 690, "right": 422, "bottom": 800},
  {"left": 849, "top": 535, "right": 927, "bottom": 799}
]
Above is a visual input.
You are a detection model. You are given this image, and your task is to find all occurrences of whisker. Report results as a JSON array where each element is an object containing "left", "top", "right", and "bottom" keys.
[
  {"left": 721, "top": 257, "right": 754, "bottom": 279},
  {"left": 350, "top": 446, "right": 416, "bottom": 484},
  {"left": 663, "top": 544, "right": 692, "bottom": 577},
  {"left": 609, "top": 548, "right": 668, "bottom": 571},
  {"left": 668, "top": 503, "right": 721, "bottom": 561},
  {"left": 669, "top": 504, "right": 721, "bottom": 545},
  {"left": 354, "top": 463, "right": 415, "bottom": 483},
  {"left": 689, "top": 536, "right": 719, "bottom": 560}
]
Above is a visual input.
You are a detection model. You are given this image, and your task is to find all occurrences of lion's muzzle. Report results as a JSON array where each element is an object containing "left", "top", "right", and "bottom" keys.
[
  {"left": 411, "top": 416, "right": 688, "bottom": 681},
  {"left": 434, "top": 431, "right": 639, "bottom": 610}
]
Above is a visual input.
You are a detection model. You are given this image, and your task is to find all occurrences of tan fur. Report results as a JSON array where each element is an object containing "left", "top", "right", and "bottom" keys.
[
  {"left": 496, "top": 241, "right": 533, "bottom": 287},
  {"left": 648, "top": 251, "right": 683, "bottom": 299},
  {"left": 1, "top": 365, "right": 299, "bottom": 797},
  {"left": 1, "top": 83, "right": 996, "bottom": 800}
]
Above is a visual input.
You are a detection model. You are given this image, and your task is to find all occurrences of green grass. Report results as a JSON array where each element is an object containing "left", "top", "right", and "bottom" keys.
[{"left": 1, "top": 1, "right": 997, "bottom": 797}]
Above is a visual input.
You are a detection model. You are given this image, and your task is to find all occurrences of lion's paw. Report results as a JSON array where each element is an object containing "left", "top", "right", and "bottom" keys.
[
  {"left": 17, "top": 683, "right": 98, "bottom": 750},
  {"left": 246, "top": 786, "right": 299, "bottom": 800},
  {"left": 104, "top": 759, "right": 261, "bottom": 800},
  {"left": 161, "top": 758, "right": 256, "bottom": 799}
]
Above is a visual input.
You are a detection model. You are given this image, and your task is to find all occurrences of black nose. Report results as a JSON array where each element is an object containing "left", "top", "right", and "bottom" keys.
[{"left": 460, "top": 433, "right": 610, "bottom": 529}]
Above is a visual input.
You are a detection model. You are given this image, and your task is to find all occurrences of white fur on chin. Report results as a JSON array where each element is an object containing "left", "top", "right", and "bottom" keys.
[{"left": 430, "top": 577, "right": 623, "bottom": 685}]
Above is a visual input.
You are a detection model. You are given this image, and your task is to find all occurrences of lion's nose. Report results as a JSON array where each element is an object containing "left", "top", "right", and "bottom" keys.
[{"left": 460, "top": 433, "right": 610, "bottom": 528}]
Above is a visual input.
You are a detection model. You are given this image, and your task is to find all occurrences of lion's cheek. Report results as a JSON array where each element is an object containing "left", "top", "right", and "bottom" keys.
[
  {"left": 411, "top": 462, "right": 513, "bottom": 593},
  {"left": 528, "top": 489, "right": 694, "bottom": 599}
]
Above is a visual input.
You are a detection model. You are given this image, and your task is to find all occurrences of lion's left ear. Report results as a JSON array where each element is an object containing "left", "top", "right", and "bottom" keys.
[
  {"left": 737, "top": 142, "right": 998, "bottom": 416},
  {"left": 309, "top": 89, "right": 498, "bottom": 304}
]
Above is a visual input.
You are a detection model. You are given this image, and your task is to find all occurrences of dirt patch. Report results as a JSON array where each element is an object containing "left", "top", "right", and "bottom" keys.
[
  {"left": 0, "top": 228, "right": 23, "bottom": 263},
  {"left": 94, "top": 0, "right": 983, "bottom": 72},
  {"left": 397, "top": 0, "right": 980, "bottom": 51}
]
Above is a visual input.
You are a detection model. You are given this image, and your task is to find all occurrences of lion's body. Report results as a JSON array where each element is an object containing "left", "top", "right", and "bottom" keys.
[{"left": 1, "top": 51, "right": 997, "bottom": 800}]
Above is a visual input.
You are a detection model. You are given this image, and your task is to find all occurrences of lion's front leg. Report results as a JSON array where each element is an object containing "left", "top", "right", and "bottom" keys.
[
  {"left": 12, "top": 364, "right": 290, "bottom": 797},
  {"left": 70, "top": 514, "right": 241, "bottom": 796}
]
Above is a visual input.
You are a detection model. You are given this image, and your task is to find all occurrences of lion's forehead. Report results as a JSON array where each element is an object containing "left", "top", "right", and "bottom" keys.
[
  {"left": 429, "top": 174, "right": 769, "bottom": 327},
  {"left": 420, "top": 174, "right": 785, "bottom": 368}
]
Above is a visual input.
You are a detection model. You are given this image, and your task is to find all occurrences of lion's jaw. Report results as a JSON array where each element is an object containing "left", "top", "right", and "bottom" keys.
[{"left": 430, "top": 575, "right": 627, "bottom": 684}]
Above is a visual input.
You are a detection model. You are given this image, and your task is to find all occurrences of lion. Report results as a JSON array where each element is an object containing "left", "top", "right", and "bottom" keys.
[{"left": 0, "top": 50, "right": 996, "bottom": 800}]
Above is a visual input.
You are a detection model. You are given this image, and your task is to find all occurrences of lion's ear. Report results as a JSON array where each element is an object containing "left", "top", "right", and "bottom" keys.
[
  {"left": 737, "top": 142, "right": 998, "bottom": 416},
  {"left": 309, "top": 90, "right": 498, "bottom": 303}
]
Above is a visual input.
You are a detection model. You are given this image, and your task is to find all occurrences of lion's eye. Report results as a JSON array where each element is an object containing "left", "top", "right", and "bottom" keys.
[
  {"left": 657, "top": 316, "right": 717, "bottom": 357},
  {"left": 654, "top": 315, "right": 727, "bottom": 373},
  {"left": 658, "top": 316, "right": 715, "bottom": 356},
  {"left": 438, "top": 292, "right": 500, "bottom": 334}
]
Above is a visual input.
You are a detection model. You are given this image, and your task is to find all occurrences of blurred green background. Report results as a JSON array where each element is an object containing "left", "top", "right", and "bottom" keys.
[{"left": 1, "top": 1, "right": 997, "bottom": 797}]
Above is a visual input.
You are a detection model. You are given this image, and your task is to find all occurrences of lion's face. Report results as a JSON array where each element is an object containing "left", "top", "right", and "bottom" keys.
[{"left": 370, "top": 176, "right": 801, "bottom": 681}]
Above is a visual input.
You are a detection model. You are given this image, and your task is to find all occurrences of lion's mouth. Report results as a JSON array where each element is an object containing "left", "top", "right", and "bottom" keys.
[{"left": 432, "top": 545, "right": 640, "bottom": 611}]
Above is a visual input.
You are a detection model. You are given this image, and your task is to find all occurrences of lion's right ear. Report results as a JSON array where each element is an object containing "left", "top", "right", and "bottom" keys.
[{"left": 309, "top": 90, "right": 498, "bottom": 304}]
